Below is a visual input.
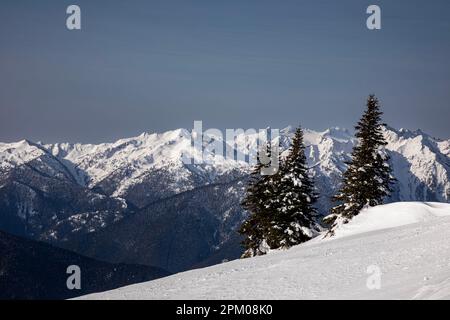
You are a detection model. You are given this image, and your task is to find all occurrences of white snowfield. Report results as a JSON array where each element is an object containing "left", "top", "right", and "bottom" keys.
[{"left": 79, "top": 202, "right": 450, "bottom": 300}]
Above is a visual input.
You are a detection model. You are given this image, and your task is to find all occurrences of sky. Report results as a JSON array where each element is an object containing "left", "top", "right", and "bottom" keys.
[{"left": 1, "top": 0, "right": 449, "bottom": 143}]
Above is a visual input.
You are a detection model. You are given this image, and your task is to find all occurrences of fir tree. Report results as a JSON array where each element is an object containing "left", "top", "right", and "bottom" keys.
[
  {"left": 239, "top": 142, "right": 279, "bottom": 257},
  {"left": 267, "top": 127, "right": 320, "bottom": 248},
  {"left": 240, "top": 127, "right": 320, "bottom": 256},
  {"left": 324, "top": 95, "right": 394, "bottom": 234}
]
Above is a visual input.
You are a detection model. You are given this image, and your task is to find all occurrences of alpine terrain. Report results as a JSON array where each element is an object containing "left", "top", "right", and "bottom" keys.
[{"left": 0, "top": 126, "right": 449, "bottom": 272}]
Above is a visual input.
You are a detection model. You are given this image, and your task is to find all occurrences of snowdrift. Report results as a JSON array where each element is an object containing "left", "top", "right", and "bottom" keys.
[
  {"left": 79, "top": 202, "right": 450, "bottom": 300},
  {"left": 328, "top": 202, "right": 450, "bottom": 239}
]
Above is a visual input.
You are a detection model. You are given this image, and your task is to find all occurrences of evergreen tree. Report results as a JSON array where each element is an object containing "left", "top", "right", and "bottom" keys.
[
  {"left": 239, "top": 142, "right": 279, "bottom": 257},
  {"left": 267, "top": 127, "right": 320, "bottom": 248},
  {"left": 240, "top": 127, "right": 320, "bottom": 256},
  {"left": 324, "top": 95, "right": 394, "bottom": 234}
]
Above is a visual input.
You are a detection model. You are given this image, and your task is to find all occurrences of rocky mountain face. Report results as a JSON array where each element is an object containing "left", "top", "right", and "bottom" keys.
[{"left": 0, "top": 126, "right": 449, "bottom": 272}]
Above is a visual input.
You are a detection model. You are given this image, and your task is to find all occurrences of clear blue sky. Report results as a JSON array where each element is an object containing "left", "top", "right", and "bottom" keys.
[{"left": 1, "top": 0, "right": 449, "bottom": 143}]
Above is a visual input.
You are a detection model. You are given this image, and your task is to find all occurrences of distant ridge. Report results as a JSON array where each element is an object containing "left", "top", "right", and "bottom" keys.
[{"left": 0, "top": 230, "right": 170, "bottom": 300}]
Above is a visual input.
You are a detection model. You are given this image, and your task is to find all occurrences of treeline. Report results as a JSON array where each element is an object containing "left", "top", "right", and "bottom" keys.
[{"left": 239, "top": 94, "right": 395, "bottom": 257}]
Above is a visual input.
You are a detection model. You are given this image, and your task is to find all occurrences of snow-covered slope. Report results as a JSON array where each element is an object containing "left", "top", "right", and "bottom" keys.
[
  {"left": 79, "top": 202, "right": 450, "bottom": 300},
  {"left": 327, "top": 202, "right": 450, "bottom": 240}
]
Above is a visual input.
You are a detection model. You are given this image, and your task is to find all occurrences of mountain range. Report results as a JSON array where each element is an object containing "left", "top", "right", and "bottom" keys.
[{"left": 0, "top": 126, "right": 449, "bottom": 273}]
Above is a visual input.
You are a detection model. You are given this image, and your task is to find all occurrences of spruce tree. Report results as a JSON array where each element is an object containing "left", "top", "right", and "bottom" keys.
[
  {"left": 268, "top": 127, "right": 320, "bottom": 248},
  {"left": 325, "top": 95, "right": 394, "bottom": 234}
]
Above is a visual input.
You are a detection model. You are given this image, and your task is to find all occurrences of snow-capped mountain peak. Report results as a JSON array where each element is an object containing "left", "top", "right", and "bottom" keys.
[{"left": 1, "top": 126, "right": 449, "bottom": 208}]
